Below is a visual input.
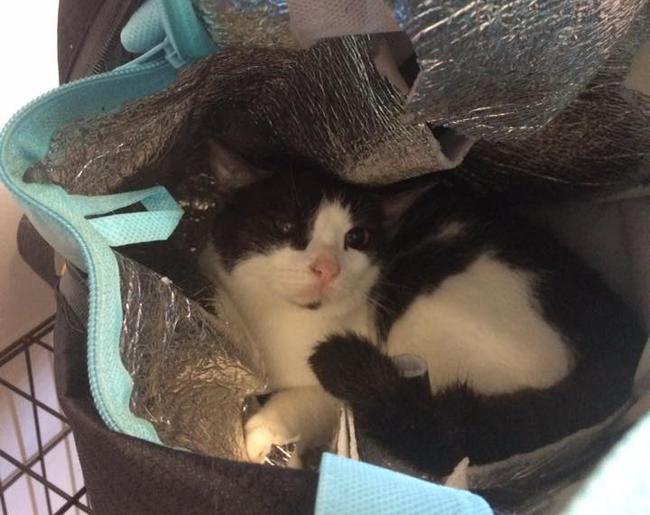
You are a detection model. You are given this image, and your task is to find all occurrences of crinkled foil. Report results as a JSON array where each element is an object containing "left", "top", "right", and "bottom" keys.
[
  {"left": 193, "top": 0, "right": 300, "bottom": 49},
  {"left": 191, "top": 0, "right": 649, "bottom": 144},
  {"left": 27, "top": 22, "right": 650, "bottom": 199},
  {"left": 455, "top": 18, "right": 650, "bottom": 201},
  {"left": 264, "top": 442, "right": 298, "bottom": 467},
  {"left": 193, "top": 0, "right": 401, "bottom": 48},
  {"left": 28, "top": 36, "right": 457, "bottom": 193},
  {"left": 116, "top": 253, "right": 267, "bottom": 459},
  {"left": 390, "top": 0, "right": 650, "bottom": 141}
]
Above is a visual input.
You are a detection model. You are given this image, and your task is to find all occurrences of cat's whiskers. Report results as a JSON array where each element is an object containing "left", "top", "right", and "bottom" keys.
[{"left": 363, "top": 293, "right": 392, "bottom": 315}]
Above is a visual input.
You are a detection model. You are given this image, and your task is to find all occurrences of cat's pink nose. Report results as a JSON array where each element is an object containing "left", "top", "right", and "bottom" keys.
[{"left": 310, "top": 256, "right": 340, "bottom": 286}]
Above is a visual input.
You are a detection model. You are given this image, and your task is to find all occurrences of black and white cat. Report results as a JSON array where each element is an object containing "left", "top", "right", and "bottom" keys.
[{"left": 200, "top": 142, "right": 646, "bottom": 474}]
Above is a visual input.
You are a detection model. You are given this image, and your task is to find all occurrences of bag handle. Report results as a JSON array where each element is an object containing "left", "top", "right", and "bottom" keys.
[
  {"left": 73, "top": 186, "right": 183, "bottom": 247},
  {"left": 121, "top": 0, "right": 217, "bottom": 69},
  {"left": 160, "top": 0, "right": 217, "bottom": 65},
  {"left": 316, "top": 454, "right": 492, "bottom": 515}
]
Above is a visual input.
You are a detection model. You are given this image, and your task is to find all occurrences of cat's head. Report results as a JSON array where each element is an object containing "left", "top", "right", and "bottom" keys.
[{"left": 203, "top": 142, "right": 387, "bottom": 311}]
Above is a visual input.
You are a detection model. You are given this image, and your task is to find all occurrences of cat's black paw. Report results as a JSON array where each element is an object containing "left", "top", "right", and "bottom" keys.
[{"left": 309, "top": 332, "right": 401, "bottom": 404}]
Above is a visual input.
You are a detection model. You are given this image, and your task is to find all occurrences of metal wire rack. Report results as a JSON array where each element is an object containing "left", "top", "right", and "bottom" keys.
[{"left": 0, "top": 316, "right": 89, "bottom": 515}]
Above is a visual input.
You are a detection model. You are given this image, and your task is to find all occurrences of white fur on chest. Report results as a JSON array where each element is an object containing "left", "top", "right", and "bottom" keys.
[
  {"left": 205, "top": 262, "right": 373, "bottom": 389},
  {"left": 387, "top": 254, "right": 573, "bottom": 395},
  {"left": 250, "top": 303, "right": 371, "bottom": 388},
  {"left": 206, "top": 257, "right": 374, "bottom": 389}
]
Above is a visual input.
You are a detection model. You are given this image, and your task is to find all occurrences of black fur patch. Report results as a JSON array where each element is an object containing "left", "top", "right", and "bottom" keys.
[
  {"left": 311, "top": 328, "right": 644, "bottom": 477},
  {"left": 211, "top": 156, "right": 385, "bottom": 270},
  {"left": 310, "top": 333, "right": 402, "bottom": 402},
  {"left": 313, "top": 180, "right": 646, "bottom": 475}
]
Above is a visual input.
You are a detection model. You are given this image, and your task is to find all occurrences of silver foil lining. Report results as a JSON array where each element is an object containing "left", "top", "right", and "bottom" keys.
[
  {"left": 390, "top": 0, "right": 650, "bottom": 141},
  {"left": 193, "top": 0, "right": 300, "bottom": 49},
  {"left": 193, "top": 0, "right": 401, "bottom": 48},
  {"left": 192, "top": 0, "right": 649, "bottom": 143},
  {"left": 264, "top": 442, "right": 299, "bottom": 467},
  {"left": 456, "top": 22, "right": 650, "bottom": 201},
  {"left": 117, "top": 253, "right": 267, "bottom": 459},
  {"left": 29, "top": 36, "right": 459, "bottom": 195},
  {"left": 26, "top": 6, "right": 650, "bottom": 200}
]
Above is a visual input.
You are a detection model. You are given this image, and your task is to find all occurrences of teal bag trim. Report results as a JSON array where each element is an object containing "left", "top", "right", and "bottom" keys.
[
  {"left": 122, "top": 0, "right": 217, "bottom": 69},
  {"left": 0, "top": 59, "right": 180, "bottom": 441},
  {"left": 121, "top": 0, "right": 166, "bottom": 54},
  {"left": 160, "top": 0, "right": 218, "bottom": 65},
  {"left": 84, "top": 187, "right": 183, "bottom": 247},
  {"left": 316, "top": 454, "right": 493, "bottom": 515},
  {"left": 0, "top": 0, "right": 217, "bottom": 442}
]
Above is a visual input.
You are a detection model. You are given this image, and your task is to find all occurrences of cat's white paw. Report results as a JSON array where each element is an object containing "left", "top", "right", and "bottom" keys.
[{"left": 244, "top": 413, "right": 302, "bottom": 468}]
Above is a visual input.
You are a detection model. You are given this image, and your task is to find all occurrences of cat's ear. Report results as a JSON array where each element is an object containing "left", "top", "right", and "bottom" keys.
[
  {"left": 207, "top": 139, "right": 266, "bottom": 192},
  {"left": 379, "top": 184, "right": 431, "bottom": 233}
]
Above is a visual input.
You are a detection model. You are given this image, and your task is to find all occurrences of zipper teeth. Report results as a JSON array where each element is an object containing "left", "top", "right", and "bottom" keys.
[
  {"left": 92, "top": 29, "right": 125, "bottom": 75},
  {"left": 91, "top": 6, "right": 134, "bottom": 75},
  {"left": 66, "top": 0, "right": 142, "bottom": 80},
  {"left": 0, "top": 60, "right": 165, "bottom": 148},
  {"left": 0, "top": 59, "right": 169, "bottom": 431}
]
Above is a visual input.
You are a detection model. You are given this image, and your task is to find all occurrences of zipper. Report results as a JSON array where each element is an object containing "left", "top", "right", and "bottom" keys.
[
  {"left": 0, "top": 59, "right": 169, "bottom": 164},
  {"left": 67, "top": 0, "right": 144, "bottom": 80},
  {"left": 1, "top": 0, "right": 215, "bottom": 436},
  {"left": 90, "top": 5, "right": 133, "bottom": 75},
  {"left": 0, "top": 59, "right": 171, "bottom": 433},
  {"left": 69, "top": 0, "right": 215, "bottom": 79}
]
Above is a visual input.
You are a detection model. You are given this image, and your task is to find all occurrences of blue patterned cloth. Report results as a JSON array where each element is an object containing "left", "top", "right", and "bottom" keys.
[{"left": 316, "top": 454, "right": 492, "bottom": 515}]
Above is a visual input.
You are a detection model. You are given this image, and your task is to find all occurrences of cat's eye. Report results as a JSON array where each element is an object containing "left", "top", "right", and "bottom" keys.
[
  {"left": 344, "top": 227, "right": 370, "bottom": 250},
  {"left": 276, "top": 220, "right": 296, "bottom": 235}
]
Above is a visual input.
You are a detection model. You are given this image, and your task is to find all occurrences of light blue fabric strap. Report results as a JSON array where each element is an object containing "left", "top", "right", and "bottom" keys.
[
  {"left": 74, "top": 187, "right": 183, "bottom": 247},
  {"left": 122, "top": 0, "right": 217, "bottom": 68},
  {"left": 161, "top": 0, "right": 217, "bottom": 64},
  {"left": 0, "top": 55, "right": 178, "bottom": 442},
  {"left": 121, "top": 0, "right": 166, "bottom": 54},
  {"left": 316, "top": 454, "right": 492, "bottom": 515}
]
